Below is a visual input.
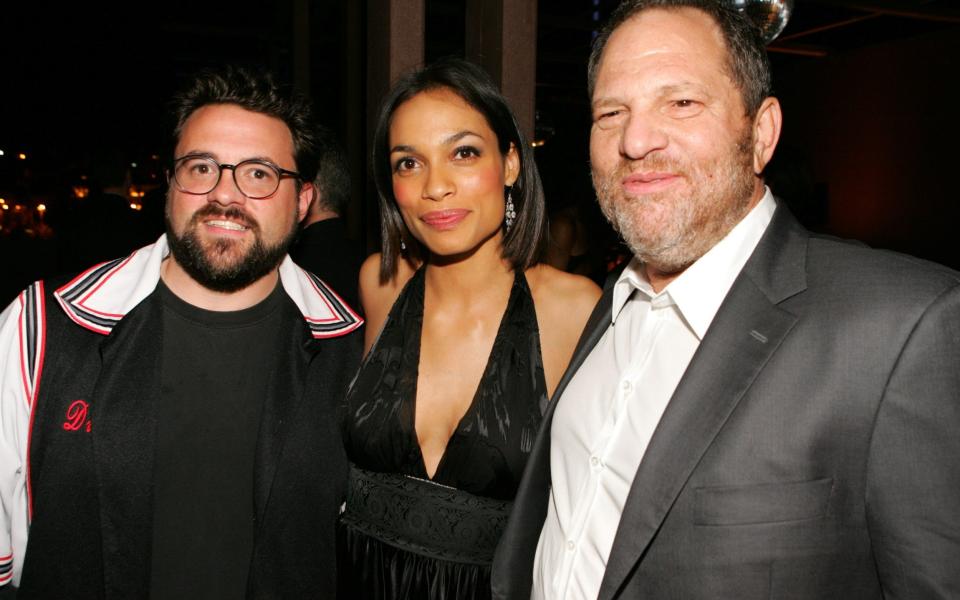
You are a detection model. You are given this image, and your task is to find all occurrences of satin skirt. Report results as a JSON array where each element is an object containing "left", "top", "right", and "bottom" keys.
[{"left": 338, "top": 465, "right": 512, "bottom": 600}]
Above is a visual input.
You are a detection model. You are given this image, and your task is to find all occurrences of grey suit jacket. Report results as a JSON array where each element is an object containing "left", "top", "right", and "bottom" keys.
[{"left": 492, "top": 205, "right": 960, "bottom": 599}]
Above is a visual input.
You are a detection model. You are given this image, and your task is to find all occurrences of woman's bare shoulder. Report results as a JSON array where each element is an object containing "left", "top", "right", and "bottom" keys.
[
  {"left": 527, "top": 264, "right": 601, "bottom": 308},
  {"left": 525, "top": 264, "right": 602, "bottom": 395},
  {"left": 359, "top": 253, "right": 418, "bottom": 353},
  {"left": 361, "top": 252, "right": 421, "bottom": 295},
  {"left": 526, "top": 264, "right": 601, "bottom": 331}
]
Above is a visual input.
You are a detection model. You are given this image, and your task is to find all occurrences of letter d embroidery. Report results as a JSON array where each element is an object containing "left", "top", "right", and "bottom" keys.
[{"left": 63, "top": 400, "right": 91, "bottom": 432}]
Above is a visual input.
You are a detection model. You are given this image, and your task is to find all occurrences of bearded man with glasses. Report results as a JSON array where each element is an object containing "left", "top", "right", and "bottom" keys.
[{"left": 0, "top": 66, "right": 363, "bottom": 599}]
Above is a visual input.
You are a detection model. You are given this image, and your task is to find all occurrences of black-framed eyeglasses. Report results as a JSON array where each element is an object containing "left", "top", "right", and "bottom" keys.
[{"left": 169, "top": 154, "right": 302, "bottom": 199}]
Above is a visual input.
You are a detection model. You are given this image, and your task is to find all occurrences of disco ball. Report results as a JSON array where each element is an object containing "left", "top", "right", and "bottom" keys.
[{"left": 731, "top": 0, "right": 795, "bottom": 43}]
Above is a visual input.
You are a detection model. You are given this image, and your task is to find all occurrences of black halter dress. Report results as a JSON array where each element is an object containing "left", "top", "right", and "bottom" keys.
[{"left": 339, "top": 267, "right": 546, "bottom": 599}]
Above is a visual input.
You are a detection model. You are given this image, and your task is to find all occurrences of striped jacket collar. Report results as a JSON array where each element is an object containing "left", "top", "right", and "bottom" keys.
[{"left": 53, "top": 235, "right": 363, "bottom": 339}]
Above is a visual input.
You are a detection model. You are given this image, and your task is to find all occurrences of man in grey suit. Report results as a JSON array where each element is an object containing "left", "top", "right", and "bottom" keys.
[{"left": 492, "top": 1, "right": 960, "bottom": 598}]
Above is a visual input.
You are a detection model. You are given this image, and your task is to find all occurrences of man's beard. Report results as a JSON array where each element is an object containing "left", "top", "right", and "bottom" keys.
[
  {"left": 165, "top": 204, "right": 297, "bottom": 293},
  {"left": 593, "top": 130, "right": 757, "bottom": 275}
]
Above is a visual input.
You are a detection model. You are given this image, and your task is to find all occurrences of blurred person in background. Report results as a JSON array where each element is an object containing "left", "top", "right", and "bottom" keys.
[{"left": 290, "top": 128, "right": 363, "bottom": 310}]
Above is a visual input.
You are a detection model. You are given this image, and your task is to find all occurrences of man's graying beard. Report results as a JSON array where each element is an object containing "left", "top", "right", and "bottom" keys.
[{"left": 593, "top": 130, "right": 756, "bottom": 274}]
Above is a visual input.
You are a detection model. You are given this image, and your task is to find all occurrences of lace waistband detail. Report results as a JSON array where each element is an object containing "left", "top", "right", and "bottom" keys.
[{"left": 341, "top": 465, "right": 513, "bottom": 565}]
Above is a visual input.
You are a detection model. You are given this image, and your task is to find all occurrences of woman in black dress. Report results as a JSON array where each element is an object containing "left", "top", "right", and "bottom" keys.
[{"left": 339, "top": 58, "right": 600, "bottom": 599}]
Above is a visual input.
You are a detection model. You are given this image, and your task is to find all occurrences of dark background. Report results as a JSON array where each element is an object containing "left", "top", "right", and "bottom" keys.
[{"left": 2, "top": 0, "right": 959, "bottom": 305}]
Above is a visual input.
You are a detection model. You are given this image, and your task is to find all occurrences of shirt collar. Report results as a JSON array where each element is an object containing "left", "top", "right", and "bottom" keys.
[
  {"left": 611, "top": 188, "right": 777, "bottom": 339},
  {"left": 53, "top": 235, "right": 362, "bottom": 338}
]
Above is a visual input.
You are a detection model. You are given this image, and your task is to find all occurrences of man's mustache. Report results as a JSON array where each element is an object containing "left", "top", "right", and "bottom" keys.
[
  {"left": 188, "top": 205, "right": 259, "bottom": 231},
  {"left": 612, "top": 155, "right": 687, "bottom": 180}
]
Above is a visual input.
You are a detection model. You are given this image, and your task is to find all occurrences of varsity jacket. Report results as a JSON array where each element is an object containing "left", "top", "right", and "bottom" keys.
[{"left": 0, "top": 236, "right": 363, "bottom": 598}]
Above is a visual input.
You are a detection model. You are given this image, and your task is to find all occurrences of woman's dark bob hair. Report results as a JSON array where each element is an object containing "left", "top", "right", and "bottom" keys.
[{"left": 372, "top": 57, "right": 547, "bottom": 282}]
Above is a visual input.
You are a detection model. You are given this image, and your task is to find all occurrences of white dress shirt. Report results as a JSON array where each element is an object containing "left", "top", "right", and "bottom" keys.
[{"left": 531, "top": 190, "right": 777, "bottom": 599}]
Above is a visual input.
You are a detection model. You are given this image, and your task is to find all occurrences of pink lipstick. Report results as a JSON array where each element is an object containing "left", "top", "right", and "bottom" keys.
[{"left": 421, "top": 209, "right": 470, "bottom": 230}]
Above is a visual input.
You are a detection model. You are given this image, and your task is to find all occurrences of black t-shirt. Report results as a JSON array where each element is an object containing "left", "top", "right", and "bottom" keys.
[{"left": 149, "top": 280, "right": 285, "bottom": 600}]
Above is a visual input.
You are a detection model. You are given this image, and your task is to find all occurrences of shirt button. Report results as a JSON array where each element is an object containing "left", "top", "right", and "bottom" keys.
[
  {"left": 622, "top": 380, "right": 632, "bottom": 394},
  {"left": 566, "top": 540, "right": 576, "bottom": 551},
  {"left": 590, "top": 456, "right": 600, "bottom": 467}
]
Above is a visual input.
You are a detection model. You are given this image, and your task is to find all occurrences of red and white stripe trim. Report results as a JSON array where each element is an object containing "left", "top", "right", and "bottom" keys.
[
  {"left": 0, "top": 551, "right": 12, "bottom": 586},
  {"left": 17, "top": 282, "right": 46, "bottom": 408},
  {"left": 52, "top": 237, "right": 363, "bottom": 338}
]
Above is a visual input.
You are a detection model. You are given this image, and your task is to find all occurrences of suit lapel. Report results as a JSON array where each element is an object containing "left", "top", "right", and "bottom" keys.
[
  {"left": 253, "top": 300, "right": 314, "bottom": 524},
  {"left": 597, "top": 207, "right": 809, "bottom": 600},
  {"left": 540, "top": 286, "right": 614, "bottom": 488},
  {"left": 543, "top": 288, "right": 614, "bottom": 413},
  {"left": 493, "top": 289, "right": 614, "bottom": 599},
  {"left": 91, "top": 296, "right": 163, "bottom": 599},
  {"left": 541, "top": 258, "right": 625, "bottom": 414}
]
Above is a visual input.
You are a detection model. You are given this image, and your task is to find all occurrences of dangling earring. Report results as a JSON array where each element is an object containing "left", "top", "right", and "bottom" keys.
[
  {"left": 400, "top": 238, "right": 407, "bottom": 252},
  {"left": 505, "top": 187, "right": 516, "bottom": 231}
]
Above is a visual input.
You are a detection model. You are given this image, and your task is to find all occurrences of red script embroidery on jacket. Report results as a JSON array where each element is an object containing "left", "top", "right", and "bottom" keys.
[{"left": 62, "top": 400, "right": 92, "bottom": 432}]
